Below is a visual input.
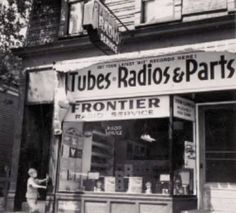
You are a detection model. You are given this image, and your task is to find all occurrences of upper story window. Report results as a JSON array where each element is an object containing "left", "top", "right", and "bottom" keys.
[
  {"left": 58, "top": 0, "right": 235, "bottom": 37},
  {"left": 135, "top": 0, "right": 181, "bottom": 26},
  {"left": 142, "top": 0, "right": 175, "bottom": 24},
  {"left": 135, "top": 0, "right": 233, "bottom": 27},
  {"left": 68, "top": 1, "right": 84, "bottom": 35},
  {"left": 59, "top": 0, "right": 85, "bottom": 37}
]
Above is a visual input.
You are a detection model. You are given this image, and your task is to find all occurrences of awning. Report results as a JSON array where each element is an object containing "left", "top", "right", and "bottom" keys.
[{"left": 52, "top": 38, "right": 236, "bottom": 102}]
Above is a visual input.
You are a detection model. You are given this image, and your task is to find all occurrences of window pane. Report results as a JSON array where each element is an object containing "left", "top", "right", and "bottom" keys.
[
  {"left": 84, "top": 119, "right": 170, "bottom": 193},
  {"left": 143, "top": 0, "right": 174, "bottom": 24},
  {"left": 68, "top": 2, "right": 83, "bottom": 35},
  {"left": 172, "top": 119, "right": 196, "bottom": 196},
  {"left": 58, "top": 122, "right": 85, "bottom": 192},
  {"left": 58, "top": 118, "right": 171, "bottom": 194}
]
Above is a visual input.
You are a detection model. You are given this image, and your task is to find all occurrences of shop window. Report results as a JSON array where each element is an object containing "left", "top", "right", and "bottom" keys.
[
  {"left": 58, "top": 116, "right": 196, "bottom": 195},
  {"left": 59, "top": 0, "right": 84, "bottom": 37},
  {"left": 135, "top": 0, "right": 182, "bottom": 26}
]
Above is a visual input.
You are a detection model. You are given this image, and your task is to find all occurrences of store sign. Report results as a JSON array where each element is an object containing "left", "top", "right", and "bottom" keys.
[
  {"left": 65, "top": 52, "right": 236, "bottom": 101},
  {"left": 174, "top": 96, "right": 195, "bottom": 121},
  {"left": 83, "top": 0, "right": 120, "bottom": 53},
  {"left": 105, "top": 125, "right": 122, "bottom": 136},
  {"left": 64, "top": 96, "right": 170, "bottom": 121}
]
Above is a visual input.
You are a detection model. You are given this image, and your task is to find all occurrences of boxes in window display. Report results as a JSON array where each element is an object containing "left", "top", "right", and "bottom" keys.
[
  {"left": 115, "top": 170, "right": 124, "bottom": 178},
  {"left": 89, "top": 160, "right": 171, "bottom": 194},
  {"left": 115, "top": 170, "right": 125, "bottom": 191},
  {"left": 114, "top": 162, "right": 161, "bottom": 193},
  {"left": 116, "top": 177, "right": 125, "bottom": 191},
  {"left": 124, "top": 164, "right": 133, "bottom": 177},
  {"left": 127, "top": 177, "right": 143, "bottom": 193},
  {"left": 104, "top": 176, "right": 116, "bottom": 192}
]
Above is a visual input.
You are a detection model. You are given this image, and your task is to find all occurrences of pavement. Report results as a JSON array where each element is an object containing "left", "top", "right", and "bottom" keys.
[{"left": 2, "top": 201, "right": 45, "bottom": 213}]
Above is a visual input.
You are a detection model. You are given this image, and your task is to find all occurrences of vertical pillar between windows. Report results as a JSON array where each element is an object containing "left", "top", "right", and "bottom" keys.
[
  {"left": 134, "top": 0, "right": 142, "bottom": 25},
  {"left": 169, "top": 95, "right": 174, "bottom": 196},
  {"left": 174, "top": 0, "right": 182, "bottom": 20},
  {"left": 58, "top": 0, "right": 69, "bottom": 37},
  {"left": 227, "top": 0, "right": 236, "bottom": 11}
]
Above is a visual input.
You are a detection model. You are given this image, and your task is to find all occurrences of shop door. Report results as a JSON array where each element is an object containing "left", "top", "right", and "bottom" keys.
[{"left": 198, "top": 103, "right": 236, "bottom": 211}]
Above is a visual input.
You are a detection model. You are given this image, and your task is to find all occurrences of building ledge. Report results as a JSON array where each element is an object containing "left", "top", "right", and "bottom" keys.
[{"left": 12, "top": 14, "right": 236, "bottom": 58}]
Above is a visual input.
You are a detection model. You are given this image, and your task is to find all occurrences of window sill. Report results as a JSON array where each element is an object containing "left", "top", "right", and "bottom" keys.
[{"left": 54, "top": 191, "right": 197, "bottom": 200}]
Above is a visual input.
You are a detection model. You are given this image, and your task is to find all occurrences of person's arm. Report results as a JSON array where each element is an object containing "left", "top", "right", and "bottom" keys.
[
  {"left": 29, "top": 179, "right": 46, "bottom": 189},
  {"left": 36, "top": 174, "right": 49, "bottom": 184}
]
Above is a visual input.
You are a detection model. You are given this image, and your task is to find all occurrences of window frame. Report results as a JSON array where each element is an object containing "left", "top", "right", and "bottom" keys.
[
  {"left": 134, "top": 0, "right": 182, "bottom": 27},
  {"left": 59, "top": 0, "right": 85, "bottom": 37}
]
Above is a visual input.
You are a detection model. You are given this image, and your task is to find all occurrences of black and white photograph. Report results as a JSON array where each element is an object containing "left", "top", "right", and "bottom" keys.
[{"left": 0, "top": 0, "right": 236, "bottom": 212}]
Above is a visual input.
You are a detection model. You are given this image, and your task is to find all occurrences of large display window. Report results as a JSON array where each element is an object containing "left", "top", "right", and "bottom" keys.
[{"left": 57, "top": 96, "right": 196, "bottom": 196}]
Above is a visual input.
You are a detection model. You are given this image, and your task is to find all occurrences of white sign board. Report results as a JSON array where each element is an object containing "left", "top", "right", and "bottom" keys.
[
  {"left": 65, "top": 96, "right": 170, "bottom": 122},
  {"left": 127, "top": 177, "right": 143, "bottom": 193},
  {"left": 174, "top": 96, "right": 195, "bottom": 121},
  {"left": 65, "top": 52, "right": 236, "bottom": 101},
  {"left": 28, "top": 70, "right": 57, "bottom": 103}
]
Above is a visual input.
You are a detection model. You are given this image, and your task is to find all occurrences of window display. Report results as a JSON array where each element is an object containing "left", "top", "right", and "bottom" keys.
[
  {"left": 59, "top": 118, "right": 171, "bottom": 193},
  {"left": 172, "top": 118, "right": 195, "bottom": 195},
  {"left": 57, "top": 96, "right": 196, "bottom": 196}
]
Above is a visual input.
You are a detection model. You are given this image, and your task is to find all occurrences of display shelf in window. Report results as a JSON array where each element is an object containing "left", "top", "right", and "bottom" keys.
[
  {"left": 91, "top": 162, "right": 109, "bottom": 169},
  {"left": 90, "top": 130, "right": 115, "bottom": 176}
]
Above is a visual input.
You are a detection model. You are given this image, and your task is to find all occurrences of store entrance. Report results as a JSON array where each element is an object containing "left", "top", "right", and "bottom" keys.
[
  {"left": 198, "top": 102, "right": 236, "bottom": 211},
  {"left": 15, "top": 104, "right": 53, "bottom": 210}
]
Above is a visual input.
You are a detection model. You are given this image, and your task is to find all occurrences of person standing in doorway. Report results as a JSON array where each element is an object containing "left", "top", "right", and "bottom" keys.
[{"left": 26, "top": 168, "right": 49, "bottom": 213}]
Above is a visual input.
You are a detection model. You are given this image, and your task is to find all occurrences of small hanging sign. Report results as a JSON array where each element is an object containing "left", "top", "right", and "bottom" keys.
[
  {"left": 174, "top": 96, "right": 195, "bottom": 121},
  {"left": 83, "top": 0, "right": 120, "bottom": 54}
]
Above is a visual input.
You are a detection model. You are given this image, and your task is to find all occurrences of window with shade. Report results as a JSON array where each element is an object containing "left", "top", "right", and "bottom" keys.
[
  {"left": 68, "top": 1, "right": 84, "bottom": 35},
  {"left": 135, "top": 0, "right": 182, "bottom": 26}
]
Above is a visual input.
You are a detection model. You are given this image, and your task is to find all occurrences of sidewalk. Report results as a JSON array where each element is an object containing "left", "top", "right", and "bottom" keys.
[{"left": 2, "top": 201, "right": 45, "bottom": 213}]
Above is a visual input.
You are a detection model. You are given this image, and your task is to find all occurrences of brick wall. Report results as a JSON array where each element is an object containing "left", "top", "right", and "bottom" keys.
[{"left": 26, "top": 0, "right": 61, "bottom": 46}]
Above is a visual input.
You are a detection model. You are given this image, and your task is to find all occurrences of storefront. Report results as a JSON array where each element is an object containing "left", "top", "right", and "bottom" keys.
[{"left": 27, "top": 44, "right": 236, "bottom": 213}]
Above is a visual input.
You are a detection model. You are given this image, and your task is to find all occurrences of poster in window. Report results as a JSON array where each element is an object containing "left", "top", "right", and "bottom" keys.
[
  {"left": 127, "top": 177, "right": 143, "bottom": 193},
  {"left": 184, "top": 141, "right": 196, "bottom": 169},
  {"left": 58, "top": 122, "right": 84, "bottom": 192},
  {"left": 48, "top": 136, "right": 59, "bottom": 192}
]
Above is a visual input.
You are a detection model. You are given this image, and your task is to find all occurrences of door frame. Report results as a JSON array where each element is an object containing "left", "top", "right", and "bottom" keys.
[{"left": 196, "top": 100, "right": 236, "bottom": 209}]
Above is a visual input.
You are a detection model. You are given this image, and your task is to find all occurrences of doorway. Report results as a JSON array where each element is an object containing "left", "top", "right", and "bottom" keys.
[
  {"left": 15, "top": 104, "right": 53, "bottom": 210},
  {"left": 197, "top": 102, "right": 236, "bottom": 210}
]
